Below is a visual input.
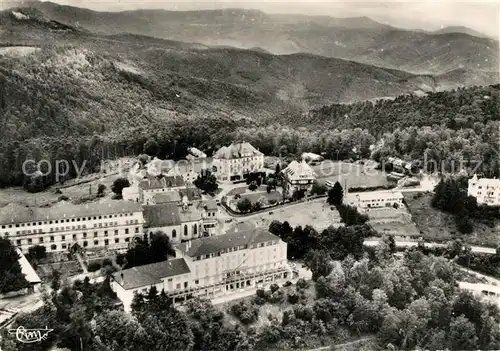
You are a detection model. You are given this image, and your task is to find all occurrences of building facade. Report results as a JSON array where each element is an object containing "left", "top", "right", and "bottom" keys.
[
  {"left": 143, "top": 202, "right": 204, "bottom": 243},
  {"left": 468, "top": 175, "right": 500, "bottom": 206},
  {"left": 344, "top": 190, "right": 404, "bottom": 213},
  {"left": 140, "top": 176, "right": 186, "bottom": 205},
  {"left": 111, "top": 229, "right": 290, "bottom": 312},
  {"left": 281, "top": 160, "right": 317, "bottom": 195},
  {"left": 212, "top": 142, "right": 264, "bottom": 182},
  {"left": 0, "top": 201, "right": 145, "bottom": 253}
]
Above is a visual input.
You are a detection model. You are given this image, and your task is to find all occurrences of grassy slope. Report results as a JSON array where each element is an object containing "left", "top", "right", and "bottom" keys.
[{"left": 404, "top": 192, "right": 500, "bottom": 247}]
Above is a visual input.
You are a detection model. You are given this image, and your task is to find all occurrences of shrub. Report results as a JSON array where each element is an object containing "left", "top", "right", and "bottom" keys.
[
  {"left": 229, "top": 301, "right": 259, "bottom": 325},
  {"left": 287, "top": 292, "right": 299, "bottom": 304},
  {"left": 296, "top": 278, "right": 309, "bottom": 290},
  {"left": 87, "top": 262, "right": 102, "bottom": 272},
  {"left": 102, "top": 258, "right": 113, "bottom": 267},
  {"left": 270, "top": 283, "right": 280, "bottom": 293}
]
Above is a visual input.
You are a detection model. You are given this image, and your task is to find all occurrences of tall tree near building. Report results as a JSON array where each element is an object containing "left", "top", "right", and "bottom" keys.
[
  {"left": 327, "top": 181, "right": 344, "bottom": 206},
  {"left": 0, "top": 239, "right": 29, "bottom": 293},
  {"left": 111, "top": 178, "right": 130, "bottom": 199},
  {"left": 194, "top": 170, "right": 218, "bottom": 195}
]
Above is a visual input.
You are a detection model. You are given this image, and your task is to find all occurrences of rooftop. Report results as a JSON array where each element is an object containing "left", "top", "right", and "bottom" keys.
[
  {"left": 16, "top": 248, "right": 41, "bottom": 284},
  {"left": 178, "top": 206, "right": 203, "bottom": 223},
  {"left": 347, "top": 190, "right": 404, "bottom": 201},
  {"left": 282, "top": 160, "right": 316, "bottom": 180},
  {"left": 213, "top": 142, "right": 263, "bottom": 160},
  {"left": 0, "top": 201, "right": 143, "bottom": 226},
  {"left": 143, "top": 204, "right": 181, "bottom": 227},
  {"left": 152, "top": 192, "right": 182, "bottom": 204},
  {"left": 139, "top": 175, "right": 185, "bottom": 191},
  {"left": 199, "top": 200, "right": 218, "bottom": 211},
  {"left": 178, "top": 227, "right": 279, "bottom": 257},
  {"left": 113, "top": 258, "right": 191, "bottom": 290}
]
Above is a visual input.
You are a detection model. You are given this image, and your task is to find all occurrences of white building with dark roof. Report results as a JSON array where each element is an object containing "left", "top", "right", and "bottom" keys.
[
  {"left": 281, "top": 160, "right": 317, "bottom": 195},
  {"left": 140, "top": 176, "right": 186, "bottom": 205},
  {"left": 212, "top": 141, "right": 264, "bottom": 182},
  {"left": 111, "top": 228, "right": 290, "bottom": 311},
  {"left": 111, "top": 258, "right": 192, "bottom": 312},
  {"left": 468, "top": 175, "right": 500, "bottom": 206},
  {"left": 0, "top": 201, "right": 145, "bottom": 253},
  {"left": 143, "top": 202, "right": 203, "bottom": 243},
  {"left": 344, "top": 190, "right": 404, "bottom": 213}
]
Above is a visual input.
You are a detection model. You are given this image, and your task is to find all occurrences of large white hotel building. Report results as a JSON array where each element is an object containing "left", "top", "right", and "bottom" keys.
[
  {"left": 0, "top": 201, "right": 144, "bottom": 253},
  {"left": 111, "top": 228, "right": 290, "bottom": 312}
]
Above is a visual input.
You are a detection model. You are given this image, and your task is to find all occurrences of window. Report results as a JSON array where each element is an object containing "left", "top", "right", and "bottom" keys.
[
  {"left": 39, "top": 237, "right": 44, "bottom": 243},
  {"left": 94, "top": 232, "right": 98, "bottom": 238},
  {"left": 195, "top": 280, "right": 199, "bottom": 284},
  {"left": 83, "top": 232, "right": 87, "bottom": 238},
  {"left": 28, "top": 239, "right": 32, "bottom": 244},
  {"left": 176, "top": 283, "right": 181, "bottom": 289},
  {"left": 115, "top": 230, "right": 118, "bottom": 235},
  {"left": 16, "top": 240, "right": 21, "bottom": 245},
  {"left": 50, "top": 236, "right": 54, "bottom": 242},
  {"left": 172, "top": 229, "right": 176, "bottom": 238},
  {"left": 61, "top": 235, "right": 65, "bottom": 241},
  {"left": 184, "top": 225, "right": 188, "bottom": 236},
  {"left": 104, "top": 239, "right": 109, "bottom": 246},
  {"left": 184, "top": 282, "right": 188, "bottom": 288},
  {"left": 125, "top": 229, "right": 129, "bottom": 234},
  {"left": 94, "top": 240, "right": 99, "bottom": 246},
  {"left": 135, "top": 227, "right": 139, "bottom": 233},
  {"left": 51, "top": 244, "right": 57, "bottom": 250},
  {"left": 62, "top": 244, "right": 67, "bottom": 249},
  {"left": 115, "top": 238, "right": 119, "bottom": 243},
  {"left": 104, "top": 231, "right": 108, "bottom": 237},
  {"left": 83, "top": 241, "right": 88, "bottom": 247},
  {"left": 125, "top": 238, "right": 130, "bottom": 243},
  {"left": 193, "top": 224, "right": 197, "bottom": 235}
]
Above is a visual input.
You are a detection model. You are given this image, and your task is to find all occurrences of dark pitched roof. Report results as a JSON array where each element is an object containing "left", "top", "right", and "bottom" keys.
[
  {"left": 143, "top": 204, "right": 181, "bottom": 227},
  {"left": 113, "top": 258, "right": 191, "bottom": 290},
  {"left": 152, "top": 192, "right": 182, "bottom": 204},
  {"left": 179, "top": 228, "right": 279, "bottom": 257},
  {"left": 213, "top": 142, "right": 262, "bottom": 159},
  {"left": 139, "top": 176, "right": 185, "bottom": 191}
]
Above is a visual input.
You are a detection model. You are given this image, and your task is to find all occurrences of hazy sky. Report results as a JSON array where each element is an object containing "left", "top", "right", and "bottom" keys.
[{"left": 9, "top": 0, "right": 500, "bottom": 37}]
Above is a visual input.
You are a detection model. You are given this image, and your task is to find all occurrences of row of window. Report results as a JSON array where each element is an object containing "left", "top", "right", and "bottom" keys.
[
  {"left": 1, "top": 212, "right": 139, "bottom": 229},
  {"left": 360, "top": 198, "right": 401, "bottom": 203},
  {"left": 12, "top": 227, "right": 141, "bottom": 245},
  {"left": 41, "top": 237, "right": 132, "bottom": 251}
]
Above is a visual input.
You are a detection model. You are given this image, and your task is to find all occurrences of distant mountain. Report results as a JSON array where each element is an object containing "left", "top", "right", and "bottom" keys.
[
  {"left": 1, "top": 6, "right": 490, "bottom": 147},
  {"left": 434, "top": 26, "right": 490, "bottom": 38},
  {"left": 15, "top": 1, "right": 499, "bottom": 75}
]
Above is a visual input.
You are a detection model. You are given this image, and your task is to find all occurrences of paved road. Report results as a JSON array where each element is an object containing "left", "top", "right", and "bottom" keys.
[
  {"left": 304, "top": 336, "right": 376, "bottom": 351},
  {"left": 364, "top": 240, "right": 497, "bottom": 255}
]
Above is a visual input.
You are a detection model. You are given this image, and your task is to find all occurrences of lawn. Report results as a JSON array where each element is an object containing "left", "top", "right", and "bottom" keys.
[
  {"left": 313, "top": 161, "right": 389, "bottom": 189},
  {"left": 404, "top": 192, "right": 500, "bottom": 247},
  {"left": 240, "top": 200, "right": 342, "bottom": 232}
]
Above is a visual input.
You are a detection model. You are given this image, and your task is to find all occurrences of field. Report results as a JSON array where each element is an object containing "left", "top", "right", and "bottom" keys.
[
  {"left": 236, "top": 200, "right": 342, "bottom": 232},
  {"left": 312, "top": 161, "right": 389, "bottom": 189},
  {"left": 0, "top": 158, "right": 133, "bottom": 207},
  {"left": 404, "top": 192, "right": 500, "bottom": 247}
]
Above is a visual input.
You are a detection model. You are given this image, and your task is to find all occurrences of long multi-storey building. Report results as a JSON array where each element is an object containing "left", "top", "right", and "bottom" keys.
[
  {"left": 468, "top": 175, "right": 500, "bottom": 206},
  {"left": 0, "top": 201, "right": 144, "bottom": 253},
  {"left": 111, "top": 228, "right": 290, "bottom": 312},
  {"left": 212, "top": 141, "right": 264, "bottom": 182},
  {"left": 344, "top": 190, "right": 404, "bottom": 213}
]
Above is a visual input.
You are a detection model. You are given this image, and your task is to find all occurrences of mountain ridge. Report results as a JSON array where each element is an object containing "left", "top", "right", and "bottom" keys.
[{"left": 13, "top": 0, "right": 499, "bottom": 75}]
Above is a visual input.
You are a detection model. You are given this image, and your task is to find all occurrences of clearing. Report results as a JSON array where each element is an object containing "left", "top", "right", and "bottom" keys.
[{"left": 404, "top": 192, "right": 500, "bottom": 248}]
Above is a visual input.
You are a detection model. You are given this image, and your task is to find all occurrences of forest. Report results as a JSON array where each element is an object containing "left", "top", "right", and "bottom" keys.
[{"left": 0, "top": 45, "right": 499, "bottom": 191}]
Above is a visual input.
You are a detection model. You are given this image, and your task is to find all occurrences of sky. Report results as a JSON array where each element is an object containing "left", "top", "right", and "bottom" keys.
[{"left": 7, "top": 0, "right": 500, "bottom": 37}]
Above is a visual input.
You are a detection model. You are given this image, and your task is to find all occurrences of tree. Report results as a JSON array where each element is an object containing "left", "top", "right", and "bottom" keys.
[
  {"left": 27, "top": 245, "right": 47, "bottom": 261},
  {"left": 111, "top": 178, "right": 130, "bottom": 199},
  {"left": 310, "top": 182, "right": 327, "bottom": 196},
  {"left": 194, "top": 170, "right": 219, "bottom": 194},
  {"left": 143, "top": 139, "right": 159, "bottom": 156},
  {"left": 292, "top": 189, "right": 306, "bottom": 201},
  {"left": 97, "top": 184, "right": 106, "bottom": 197},
  {"left": 327, "top": 181, "right": 343, "bottom": 206},
  {"left": 448, "top": 315, "right": 479, "bottom": 350},
  {"left": 248, "top": 182, "right": 258, "bottom": 192},
  {"left": 237, "top": 198, "right": 252, "bottom": 213},
  {"left": 149, "top": 231, "right": 175, "bottom": 262},
  {"left": 305, "top": 250, "right": 333, "bottom": 280},
  {"left": 0, "top": 239, "right": 29, "bottom": 294}
]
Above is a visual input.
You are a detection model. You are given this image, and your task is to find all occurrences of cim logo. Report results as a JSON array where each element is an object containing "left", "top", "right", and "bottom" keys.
[{"left": 8, "top": 326, "right": 53, "bottom": 344}]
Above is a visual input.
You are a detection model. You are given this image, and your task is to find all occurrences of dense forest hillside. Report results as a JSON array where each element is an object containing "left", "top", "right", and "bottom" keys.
[
  {"left": 0, "top": 8, "right": 499, "bottom": 189},
  {"left": 18, "top": 1, "right": 500, "bottom": 75}
]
